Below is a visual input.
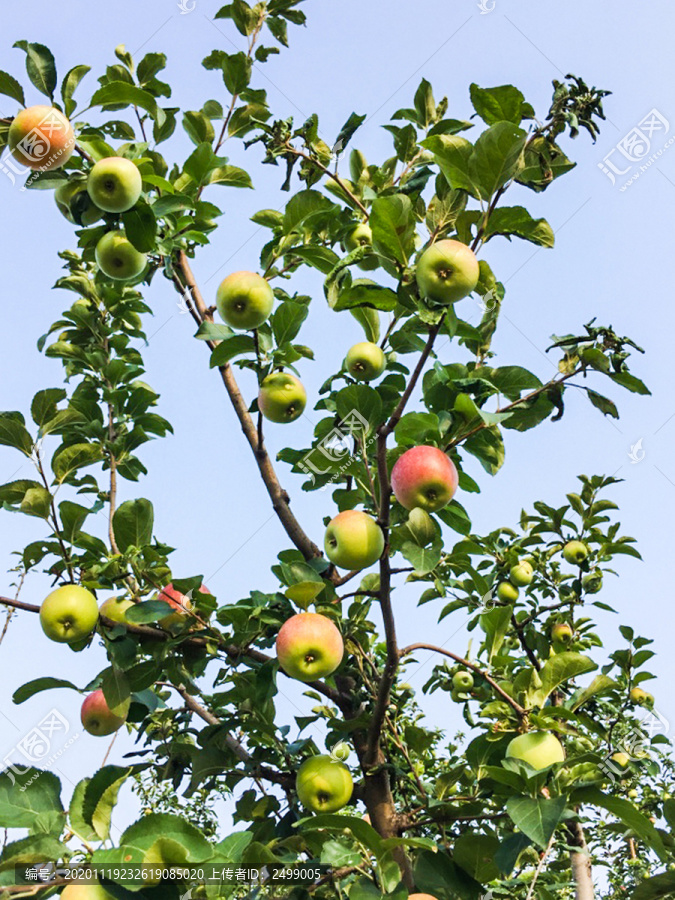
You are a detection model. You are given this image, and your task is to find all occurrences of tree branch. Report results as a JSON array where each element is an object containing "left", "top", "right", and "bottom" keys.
[
  {"left": 383, "top": 319, "right": 444, "bottom": 437},
  {"left": 568, "top": 819, "right": 595, "bottom": 900}
]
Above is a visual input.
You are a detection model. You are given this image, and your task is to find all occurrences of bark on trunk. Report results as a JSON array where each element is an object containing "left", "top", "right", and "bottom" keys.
[{"left": 568, "top": 820, "right": 594, "bottom": 900}]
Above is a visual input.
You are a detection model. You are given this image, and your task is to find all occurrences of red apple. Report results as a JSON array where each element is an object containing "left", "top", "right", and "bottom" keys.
[
  {"left": 158, "top": 583, "right": 210, "bottom": 628},
  {"left": 391, "top": 446, "right": 458, "bottom": 512},
  {"left": 9, "top": 105, "right": 75, "bottom": 171},
  {"left": 81, "top": 690, "right": 127, "bottom": 737},
  {"left": 276, "top": 612, "right": 344, "bottom": 682}
]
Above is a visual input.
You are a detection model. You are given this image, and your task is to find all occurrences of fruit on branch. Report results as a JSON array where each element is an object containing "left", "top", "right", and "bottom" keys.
[
  {"left": 390, "top": 446, "right": 458, "bottom": 513},
  {"left": 81, "top": 689, "right": 127, "bottom": 737},
  {"left": 8, "top": 105, "right": 75, "bottom": 171},
  {"left": 345, "top": 341, "right": 386, "bottom": 382},
  {"left": 506, "top": 731, "right": 565, "bottom": 771},
  {"left": 496, "top": 581, "right": 519, "bottom": 603},
  {"left": 158, "top": 583, "right": 210, "bottom": 629},
  {"left": 87, "top": 156, "right": 143, "bottom": 213},
  {"left": 296, "top": 755, "right": 353, "bottom": 813},
  {"left": 331, "top": 741, "right": 351, "bottom": 761},
  {"left": 612, "top": 751, "right": 630, "bottom": 769},
  {"left": 99, "top": 596, "right": 135, "bottom": 625},
  {"left": 452, "top": 671, "right": 474, "bottom": 691},
  {"left": 415, "top": 239, "right": 480, "bottom": 305},
  {"left": 630, "top": 687, "right": 654, "bottom": 707},
  {"left": 510, "top": 560, "right": 533, "bottom": 586},
  {"left": 628, "top": 789, "right": 638, "bottom": 799},
  {"left": 54, "top": 181, "right": 103, "bottom": 226},
  {"left": 563, "top": 540, "right": 588, "bottom": 565},
  {"left": 408, "top": 895, "right": 440, "bottom": 900},
  {"left": 61, "top": 884, "right": 116, "bottom": 900},
  {"left": 324, "top": 510, "right": 385, "bottom": 570},
  {"left": 95, "top": 231, "right": 147, "bottom": 281},
  {"left": 344, "top": 223, "right": 378, "bottom": 270},
  {"left": 276, "top": 612, "right": 344, "bottom": 682},
  {"left": 258, "top": 372, "right": 307, "bottom": 423},
  {"left": 39, "top": 585, "right": 99, "bottom": 643},
  {"left": 216, "top": 271, "right": 274, "bottom": 330},
  {"left": 406, "top": 508, "right": 437, "bottom": 547},
  {"left": 582, "top": 569, "right": 603, "bottom": 593},
  {"left": 551, "top": 622, "right": 574, "bottom": 645}
]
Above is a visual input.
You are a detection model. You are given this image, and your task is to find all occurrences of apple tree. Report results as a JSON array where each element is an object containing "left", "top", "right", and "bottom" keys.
[{"left": 0, "top": 4, "right": 673, "bottom": 899}]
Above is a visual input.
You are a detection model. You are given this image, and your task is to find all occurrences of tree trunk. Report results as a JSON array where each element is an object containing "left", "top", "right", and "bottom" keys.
[{"left": 568, "top": 820, "right": 594, "bottom": 900}]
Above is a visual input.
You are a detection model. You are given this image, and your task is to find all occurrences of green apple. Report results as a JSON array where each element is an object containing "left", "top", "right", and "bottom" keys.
[
  {"left": 415, "top": 239, "right": 480, "bottom": 305},
  {"left": 296, "top": 755, "right": 353, "bottom": 813},
  {"left": 81, "top": 689, "right": 127, "bottom": 737},
  {"left": 87, "top": 157, "right": 143, "bottom": 213},
  {"left": 55, "top": 181, "right": 104, "bottom": 226},
  {"left": 630, "top": 687, "right": 654, "bottom": 707},
  {"left": 510, "top": 560, "right": 533, "bottom": 587},
  {"left": 551, "top": 622, "right": 574, "bottom": 645},
  {"left": 331, "top": 741, "right": 351, "bottom": 762},
  {"left": 95, "top": 231, "right": 147, "bottom": 281},
  {"left": 216, "top": 271, "right": 274, "bottom": 330},
  {"left": 612, "top": 751, "right": 630, "bottom": 769},
  {"left": 563, "top": 540, "right": 588, "bottom": 565},
  {"left": 9, "top": 105, "right": 75, "bottom": 171},
  {"left": 61, "top": 885, "right": 116, "bottom": 900},
  {"left": 582, "top": 569, "right": 603, "bottom": 594},
  {"left": 496, "top": 581, "right": 519, "bottom": 603},
  {"left": 40, "top": 584, "right": 99, "bottom": 643},
  {"left": 345, "top": 341, "right": 386, "bottom": 382},
  {"left": 276, "top": 612, "right": 344, "bottom": 682},
  {"left": 99, "top": 596, "right": 135, "bottom": 625},
  {"left": 391, "top": 445, "right": 458, "bottom": 513},
  {"left": 324, "top": 510, "right": 385, "bottom": 571},
  {"left": 344, "top": 223, "right": 378, "bottom": 270},
  {"left": 506, "top": 731, "right": 565, "bottom": 771},
  {"left": 258, "top": 373, "right": 307, "bottom": 423},
  {"left": 628, "top": 789, "right": 638, "bottom": 799},
  {"left": 452, "top": 671, "right": 474, "bottom": 692}
]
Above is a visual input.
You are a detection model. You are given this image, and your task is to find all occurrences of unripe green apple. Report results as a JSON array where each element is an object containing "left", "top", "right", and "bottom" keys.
[
  {"left": 506, "top": 731, "right": 565, "bottom": 771},
  {"left": 40, "top": 584, "right": 99, "bottom": 643},
  {"left": 612, "top": 751, "right": 630, "bottom": 769},
  {"left": 452, "top": 670, "right": 474, "bottom": 692},
  {"left": 510, "top": 560, "right": 533, "bottom": 586},
  {"left": 331, "top": 741, "right": 351, "bottom": 762},
  {"left": 99, "top": 596, "right": 135, "bottom": 625},
  {"left": 551, "top": 622, "right": 574, "bottom": 645},
  {"left": 324, "top": 509, "right": 384, "bottom": 571},
  {"left": 415, "top": 239, "right": 480, "bottom": 305},
  {"left": 61, "top": 885, "right": 116, "bottom": 900},
  {"left": 216, "top": 271, "right": 274, "bottom": 330},
  {"left": 87, "top": 157, "right": 143, "bottom": 213},
  {"left": 630, "top": 687, "right": 654, "bottom": 707},
  {"left": 81, "top": 689, "right": 127, "bottom": 737},
  {"left": 563, "top": 540, "right": 588, "bottom": 565},
  {"left": 258, "top": 372, "right": 307, "bottom": 423},
  {"left": 406, "top": 508, "right": 437, "bottom": 547},
  {"left": 344, "top": 223, "right": 378, "bottom": 270},
  {"left": 55, "top": 181, "right": 104, "bottom": 226},
  {"left": 582, "top": 569, "right": 603, "bottom": 594},
  {"left": 296, "top": 755, "right": 353, "bottom": 812},
  {"left": 496, "top": 581, "right": 519, "bottom": 603},
  {"left": 391, "top": 445, "right": 458, "bottom": 513},
  {"left": 9, "top": 105, "right": 75, "bottom": 171},
  {"left": 628, "top": 789, "right": 638, "bottom": 799},
  {"left": 345, "top": 341, "right": 386, "bottom": 382},
  {"left": 276, "top": 612, "right": 344, "bottom": 682},
  {"left": 95, "top": 232, "right": 147, "bottom": 281}
]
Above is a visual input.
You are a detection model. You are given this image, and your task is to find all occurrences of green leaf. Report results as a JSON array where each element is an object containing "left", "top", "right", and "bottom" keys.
[
  {"left": 19, "top": 486, "right": 52, "bottom": 519},
  {"left": 333, "top": 281, "right": 398, "bottom": 313},
  {"left": 101, "top": 666, "right": 131, "bottom": 719},
  {"left": 335, "top": 385, "right": 383, "bottom": 433},
  {"left": 59, "top": 500, "right": 90, "bottom": 543},
  {"left": 83, "top": 766, "right": 131, "bottom": 841},
  {"left": 414, "top": 849, "right": 482, "bottom": 900},
  {"left": 221, "top": 51, "right": 252, "bottom": 94},
  {"left": 487, "top": 365, "right": 542, "bottom": 400},
  {"left": 401, "top": 539, "right": 442, "bottom": 574},
  {"left": 414, "top": 78, "right": 436, "bottom": 128},
  {"left": 320, "top": 839, "right": 362, "bottom": 868},
  {"left": 610, "top": 371, "right": 651, "bottom": 395},
  {"left": 334, "top": 111, "right": 366, "bottom": 156},
  {"left": 394, "top": 412, "right": 440, "bottom": 447},
  {"left": 632, "top": 872, "right": 675, "bottom": 900},
  {"left": 469, "top": 83, "right": 525, "bottom": 125},
  {"left": 271, "top": 301, "right": 308, "bottom": 345},
  {"left": 122, "top": 199, "right": 157, "bottom": 253},
  {"left": 350, "top": 307, "right": 380, "bottom": 343},
  {"left": 463, "top": 425, "right": 504, "bottom": 475},
  {"left": 469, "top": 121, "right": 527, "bottom": 200},
  {"left": 300, "top": 814, "right": 383, "bottom": 855},
  {"left": 0, "top": 70, "right": 26, "bottom": 106},
  {"left": 51, "top": 443, "right": 103, "bottom": 483},
  {"left": 0, "top": 480, "right": 44, "bottom": 507},
  {"left": 421, "top": 134, "right": 480, "bottom": 198},
  {"left": 13, "top": 42, "right": 57, "bottom": 99},
  {"left": 182, "top": 110, "right": 215, "bottom": 145},
  {"left": 573, "top": 787, "right": 667, "bottom": 861},
  {"left": 479, "top": 605, "right": 512, "bottom": 660},
  {"left": 91, "top": 82, "right": 162, "bottom": 123},
  {"left": 0, "top": 412, "right": 33, "bottom": 455},
  {"left": 69, "top": 778, "right": 98, "bottom": 842},
  {"left": 586, "top": 389, "right": 619, "bottom": 419},
  {"left": 0, "top": 768, "right": 64, "bottom": 833},
  {"left": 31, "top": 388, "right": 66, "bottom": 427},
  {"left": 506, "top": 796, "right": 566, "bottom": 848},
  {"left": 114, "top": 812, "right": 213, "bottom": 865},
  {"left": 61, "top": 64, "right": 91, "bottom": 116},
  {"left": 517, "top": 136, "right": 576, "bottom": 192},
  {"left": 283, "top": 189, "right": 335, "bottom": 233},
  {"left": 529, "top": 652, "right": 597, "bottom": 707},
  {"left": 112, "top": 498, "right": 154, "bottom": 551},
  {"left": 0, "top": 834, "right": 67, "bottom": 873},
  {"left": 453, "top": 833, "right": 501, "bottom": 882},
  {"left": 208, "top": 164, "right": 253, "bottom": 188},
  {"left": 125, "top": 600, "right": 172, "bottom": 624},
  {"left": 209, "top": 334, "right": 256, "bottom": 367},
  {"left": 291, "top": 245, "right": 340, "bottom": 274},
  {"left": 13, "top": 677, "right": 80, "bottom": 705},
  {"left": 485, "top": 205, "right": 554, "bottom": 247},
  {"left": 570, "top": 674, "right": 617, "bottom": 711},
  {"left": 369, "top": 194, "right": 415, "bottom": 266}
]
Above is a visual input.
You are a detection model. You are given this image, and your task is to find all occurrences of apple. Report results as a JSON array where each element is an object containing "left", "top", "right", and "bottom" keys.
[
  {"left": 158, "top": 583, "right": 210, "bottom": 629},
  {"left": 61, "top": 885, "right": 116, "bottom": 900},
  {"left": 510, "top": 560, "right": 533, "bottom": 587},
  {"left": 331, "top": 741, "right": 351, "bottom": 762},
  {"left": 612, "top": 751, "right": 630, "bottom": 769},
  {"left": 452, "top": 671, "right": 474, "bottom": 691},
  {"left": 99, "top": 596, "right": 135, "bottom": 625},
  {"left": 496, "top": 581, "right": 519, "bottom": 603},
  {"left": 55, "top": 181, "right": 104, "bottom": 226},
  {"left": 345, "top": 341, "right": 386, "bottom": 382},
  {"left": 551, "top": 623, "right": 574, "bottom": 645},
  {"left": 563, "top": 540, "right": 588, "bottom": 565},
  {"left": 415, "top": 239, "right": 480, "bottom": 305},
  {"left": 276, "top": 612, "right": 344, "bottom": 682},
  {"left": 9, "top": 105, "right": 75, "bottom": 171},
  {"left": 630, "top": 687, "right": 654, "bottom": 707},
  {"left": 506, "top": 731, "right": 565, "bottom": 771},
  {"left": 390, "top": 446, "right": 458, "bottom": 513},
  {"left": 258, "top": 372, "right": 307, "bottom": 423},
  {"left": 87, "top": 157, "right": 142, "bottom": 213},
  {"left": 628, "top": 789, "right": 638, "bottom": 799},
  {"left": 40, "top": 584, "right": 99, "bottom": 643},
  {"left": 408, "top": 895, "right": 440, "bottom": 900},
  {"left": 216, "top": 271, "right": 274, "bottom": 330},
  {"left": 324, "top": 510, "right": 385, "bottom": 571},
  {"left": 296, "top": 755, "right": 353, "bottom": 813},
  {"left": 344, "top": 223, "right": 378, "bottom": 270},
  {"left": 81, "top": 689, "right": 127, "bottom": 737},
  {"left": 95, "top": 232, "right": 147, "bottom": 281},
  {"left": 582, "top": 569, "right": 603, "bottom": 594}
]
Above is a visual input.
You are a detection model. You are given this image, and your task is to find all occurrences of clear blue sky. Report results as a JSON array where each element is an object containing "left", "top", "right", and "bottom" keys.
[{"left": 1, "top": 0, "right": 674, "bottom": 842}]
